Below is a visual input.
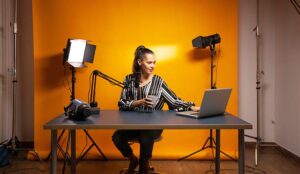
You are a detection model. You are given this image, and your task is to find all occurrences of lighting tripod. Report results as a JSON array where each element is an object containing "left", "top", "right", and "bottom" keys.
[
  {"left": 3, "top": 0, "right": 41, "bottom": 161},
  {"left": 243, "top": 0, "right": 276, "bottom": 167},
  {"left": 244, "top": 24, "right": 262, "bottom": 166},
  {"left": 178, "top": 44, "right": 236, "bottom": 162}
]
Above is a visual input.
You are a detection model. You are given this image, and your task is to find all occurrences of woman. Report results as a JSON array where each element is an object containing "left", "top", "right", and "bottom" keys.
[{"left": 112, "top": 45, "right": 199, "bottom": 174}]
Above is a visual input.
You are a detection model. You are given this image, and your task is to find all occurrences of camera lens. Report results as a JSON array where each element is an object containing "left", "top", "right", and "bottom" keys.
[{"left": 77, "top": 104, "right": 91, "bottom": 119}]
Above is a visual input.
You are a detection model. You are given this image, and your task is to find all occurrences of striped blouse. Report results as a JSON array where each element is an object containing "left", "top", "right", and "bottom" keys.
[{"left": 118, "top": 74, "right": 194, "bottom": 111}]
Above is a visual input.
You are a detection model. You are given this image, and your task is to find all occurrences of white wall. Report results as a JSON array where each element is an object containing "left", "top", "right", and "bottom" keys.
[
  {"left": 0, "top": 0, "right": 14, "bottom": 142},
  {"left": 0, "top": 0, "right": 4, "bottom": 142},
  {"left": 0, "top": 0, "right": 33, "bottom": 143},
  {"left": 259, "top": 0, "right": 276, "bottom": 142},
  {"left": 239, "top": 0, "right": 300, "bottom": 156},
  {"left": 274, "top": 0, "right": 300, "bottom": 156},
  {"left": 16, "top": 0, "right": 34, "bottom": 142},
  {"left": 238, "top": 0, "right": 276, "bottom": 142},
  {"left": 238, "top": 0, "right": 259, "bottom": 141}
]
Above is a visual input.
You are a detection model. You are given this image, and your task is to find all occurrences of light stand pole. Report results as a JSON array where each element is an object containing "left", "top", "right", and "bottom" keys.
[
  {"left": 11, "top": 0, "right": 18, "bottom": 152},
  {"left": 244, "top": 0, "right": 264, "bottom": 166},
  {"left": 178, "top": 43, "right": 236, "bottom": 162},
  {"left": 210, "top": 44, "right": 217, "bottom": 89},
  {"left": 244, "top": 25, "right": 262, "bottom": 166},
  {"left": 254, "top": 0, "right": 262, "bottom": 166}
]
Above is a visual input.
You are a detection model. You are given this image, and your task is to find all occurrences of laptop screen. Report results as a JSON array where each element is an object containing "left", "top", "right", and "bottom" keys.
[{"left": 198, "top": 88, "right": 232, "bottom": 117}]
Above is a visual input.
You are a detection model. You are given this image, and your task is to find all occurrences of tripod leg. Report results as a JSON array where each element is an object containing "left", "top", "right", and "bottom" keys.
[
  {"left": 57, "top": 144, "right": 70, "bottom": 161},
  {"left": 244, "top": 134, "right": 260, "bottom": 166},
  {"left": 77, "top": 144, "right": 94, "bottom": 164},
  {"left": 219, "top": 150, "right": 237, "bottom": 161},
  {"left": 211, "top": 136, "right": 237, "bottom": 161},
  {"left": 255, "top": 139, "right": 259, "bottom": 166},
  {"left": 177, "top": 136, "right": 211, "bottom": 161},
  {"left": 177, "top": 146, "right": 209, "bottom": 161},
  {"left": 28, "top": 150, "right": 42, "bottom": 162},
  {"left": 83, "top": 129, "right": 107, "bottom": 160}
]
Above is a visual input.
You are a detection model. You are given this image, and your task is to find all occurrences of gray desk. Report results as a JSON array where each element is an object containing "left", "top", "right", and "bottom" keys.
[{"left": 44, "top": 110, "right": 252, "bottom": 174}]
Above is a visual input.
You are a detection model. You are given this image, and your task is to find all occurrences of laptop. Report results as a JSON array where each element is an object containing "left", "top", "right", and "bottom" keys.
[{"left": 176, "top": 88, "right": 232, "bottom": 119}]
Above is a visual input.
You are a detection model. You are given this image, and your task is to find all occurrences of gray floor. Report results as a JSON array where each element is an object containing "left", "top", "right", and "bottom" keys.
[{"left": 1, "top": 144, "right": 300, "bottom": 174}]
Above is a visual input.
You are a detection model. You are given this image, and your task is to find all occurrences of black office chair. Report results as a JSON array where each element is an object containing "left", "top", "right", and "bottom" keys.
[{"left": 120, "top": 136, "right": 163, "bottom": 174}]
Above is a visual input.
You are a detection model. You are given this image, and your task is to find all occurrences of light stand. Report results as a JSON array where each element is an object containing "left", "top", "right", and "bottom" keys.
[
  {"left": 11, "top": 0, "right": 18, "bottom": 154},
  {"left": 244, "top": 25, "right": 262, "bottom": 166},
  {"left": 46, "top": 40, "right": 107, "bottom": 172},
  {"left": 5, "top": 0, "right": 41, "bottom": 161},
  {"left": 178, "top": 43, "right": 236, "bottom": 162},
  {"left": 244, "top": 0, "right": 264, "bottom": 166}
]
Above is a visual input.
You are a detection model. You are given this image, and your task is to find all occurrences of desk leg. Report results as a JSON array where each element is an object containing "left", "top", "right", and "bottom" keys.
[
  {"left": 70, "top": 129, "right": 76, "bottom": 174},
  {"left": 215, "top": 129, "right": 220, "bottom": 174},
  {"left": 238, "top": 129, "right": 245, "bottom": 174},
  {"left": 51, "top": 129, "right": 57, "bottom": 174}
]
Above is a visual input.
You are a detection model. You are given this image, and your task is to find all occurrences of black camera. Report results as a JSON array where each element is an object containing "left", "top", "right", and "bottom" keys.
[
  {"left": 192, "top": 33, "right": 221, "bottom": 48},
  {"left": 64, "top": 99, "right": 91, "bottom": 120}
]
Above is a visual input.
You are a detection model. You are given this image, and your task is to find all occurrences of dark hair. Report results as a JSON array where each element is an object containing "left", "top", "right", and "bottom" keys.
[{"left": 132, "top": 45, "right": 154, "bottom": 88}]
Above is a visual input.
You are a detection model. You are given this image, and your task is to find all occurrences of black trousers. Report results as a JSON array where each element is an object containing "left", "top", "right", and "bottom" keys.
[{"left": 112, "top": 129, "right": 163, "bottom": 160}]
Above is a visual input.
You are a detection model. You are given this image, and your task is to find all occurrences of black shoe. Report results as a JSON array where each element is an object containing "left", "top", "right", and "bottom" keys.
[
  {"left": 139, "top": 158, "right": 152, "bottom": 174},
  {"left": 125, "top": 155, "right": 138, "bottom": 174}
]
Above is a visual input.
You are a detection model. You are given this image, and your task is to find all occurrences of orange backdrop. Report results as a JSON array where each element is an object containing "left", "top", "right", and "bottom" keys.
[{"left": 32, "top": 0, "right": 238, "bottom": 159}]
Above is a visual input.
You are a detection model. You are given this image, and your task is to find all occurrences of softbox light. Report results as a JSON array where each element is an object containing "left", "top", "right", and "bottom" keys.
[{"left": 63, "top": 39, "right": 96, "bottom": 68}]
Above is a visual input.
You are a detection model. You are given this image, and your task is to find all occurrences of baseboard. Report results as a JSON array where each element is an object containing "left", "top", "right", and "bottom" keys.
[
  {"left": 0, "top": 140, "right": 34, "bottom": 149},
  {"left": 274, "top": 144, "right": 300, "bottom": 163},
  {"left": 245, "top": 141, "right": 257, "bottom": 148},
  {"left": 19, "top": 141, "right": 34, "bottom": 149},
  {"left": 245, "top": 141, "right": 300, "bottom": 162},
  {"left": 21, "top": 141, "right": 300, "bottom": 162}
]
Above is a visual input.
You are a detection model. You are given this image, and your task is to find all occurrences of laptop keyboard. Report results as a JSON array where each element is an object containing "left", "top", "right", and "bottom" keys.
[{"left": 191, "top": 112, "right": 199, "bottom": 115}]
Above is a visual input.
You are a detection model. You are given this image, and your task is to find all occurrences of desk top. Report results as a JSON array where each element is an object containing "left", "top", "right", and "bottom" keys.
[{"left": 44, "top": 110, "right": 252, "bottom": 130}]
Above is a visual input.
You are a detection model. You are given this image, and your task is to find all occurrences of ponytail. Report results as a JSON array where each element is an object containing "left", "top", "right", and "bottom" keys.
[{"left": 132, "top": 45, "right": 154, "bottom": 88}]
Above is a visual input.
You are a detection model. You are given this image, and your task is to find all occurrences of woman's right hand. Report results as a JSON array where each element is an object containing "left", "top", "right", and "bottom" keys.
[
  {"left": 190, "top": 106, "right": 200, "bottom": 112},
  {"left": 131, "top": 98, "right": 153, "bottom": 108}
]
